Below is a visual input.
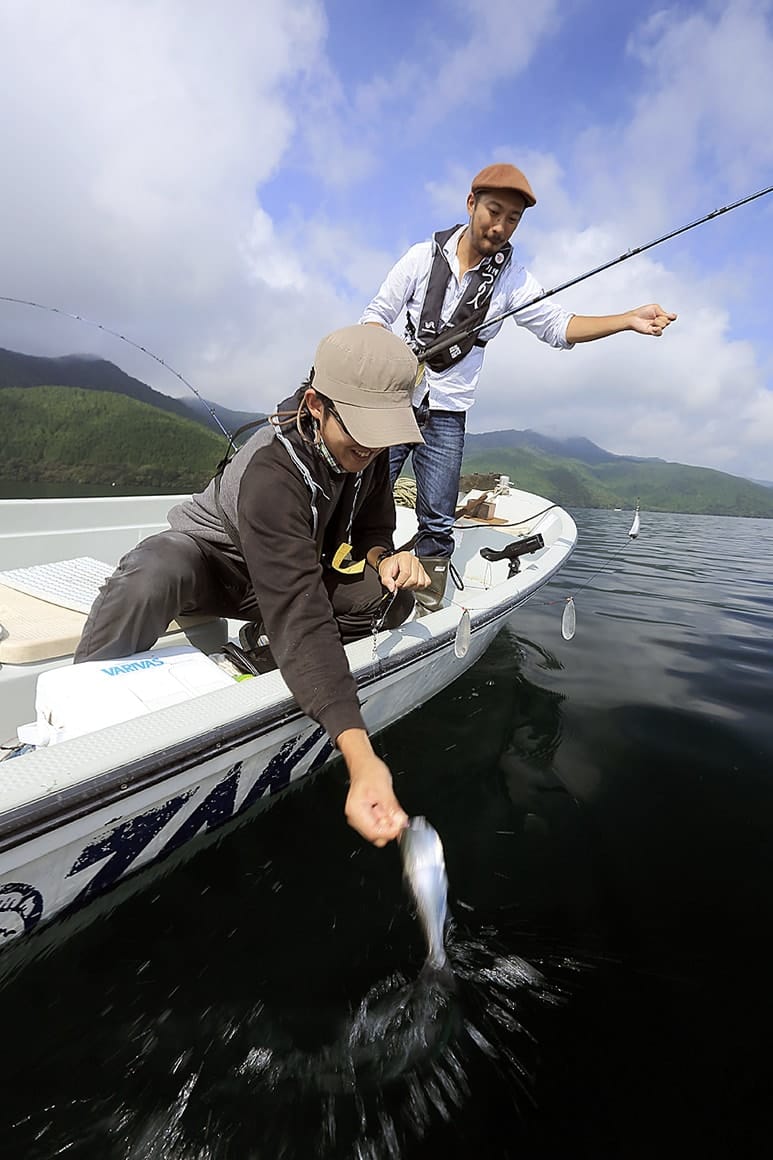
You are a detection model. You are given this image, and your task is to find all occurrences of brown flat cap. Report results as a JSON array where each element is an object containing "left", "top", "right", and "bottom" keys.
[{"left": 471, "top": 163, "right": 536, "bottom": 207}]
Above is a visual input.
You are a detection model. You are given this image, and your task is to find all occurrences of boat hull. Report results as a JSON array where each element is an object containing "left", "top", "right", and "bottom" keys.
[{"left": 0, "top": 488, "right": 576, "bottom": 951}]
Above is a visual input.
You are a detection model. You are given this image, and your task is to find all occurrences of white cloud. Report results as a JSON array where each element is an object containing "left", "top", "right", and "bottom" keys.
[
  {"left": 469, "top": 266, "right": 773, "bottom": 479},
  {"left": 292, "top": 0, "right": 563, "bottom": 190},
  {"left": 455, "top": 1, "right": 773, "bottom": 480},
  {"left": 573, "top": 0, "right": 773, "bottom": 224},
  {"left": 0, "top": 0, "right": 341, "bottom": 411},
  {"left": 0, "top": 0, "right": 771, "bottom": 481},
  {"left": 628, "top": 2, "right": 773, "bottom": 189},
  {"left": 401, "top": 0, "right": 562, "bottom": 133}
]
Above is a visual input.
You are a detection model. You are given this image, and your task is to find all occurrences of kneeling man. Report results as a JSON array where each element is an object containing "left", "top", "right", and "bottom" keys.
[{"left": 75, "top": 326, "right": 430, "bottom": 848}]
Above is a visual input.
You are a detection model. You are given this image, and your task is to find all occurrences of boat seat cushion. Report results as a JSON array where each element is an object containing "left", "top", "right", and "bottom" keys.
[{"left": 0, "top": 583, "right": 220, "bottom": 664}]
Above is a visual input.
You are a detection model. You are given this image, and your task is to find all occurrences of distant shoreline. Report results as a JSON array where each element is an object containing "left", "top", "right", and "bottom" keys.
[{"left": 0, "top": 481, "right": 185, "bottom": 500}]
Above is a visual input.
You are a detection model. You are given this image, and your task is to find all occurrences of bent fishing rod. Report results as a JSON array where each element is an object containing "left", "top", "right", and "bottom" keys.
[
  {"left": 0, "top": 295, "right": 231, "bottom": 439},
  {"left": 415, "top": 183, "right": 773, "bottom": 365},
  {"left": 2, "top": 184, "right": 771, "bottom": 422}
]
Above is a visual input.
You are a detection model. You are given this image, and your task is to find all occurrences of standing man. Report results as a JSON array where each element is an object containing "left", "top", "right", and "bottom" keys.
[
  {"left": 360, "top": 162, "right": 677, "bottom": 607},
  {"left": 75, "top": 326, "right": 430, "bottom": 848}
]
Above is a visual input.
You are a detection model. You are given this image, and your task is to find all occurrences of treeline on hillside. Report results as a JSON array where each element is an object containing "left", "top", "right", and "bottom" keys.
[
  {"left": 4, "top": 382, "right": 772, "bottom": 517},
  {"left": 1, "top": 458, "right": 208, "bottom": 489},
  {"left": 460, "top": 446, "right": 773, "bottom": 518},
  {"left": 461, "top": 446, "right": 624, "bottom": 508},
  {"left": 1, "top": 385, "right": 224, "bottom": 490},
  {"left": 0, "top": 346, "right": 267, "bottom": 437}
]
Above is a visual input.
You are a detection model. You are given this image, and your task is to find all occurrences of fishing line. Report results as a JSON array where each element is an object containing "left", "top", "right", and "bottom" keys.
[
  {"left": 4, "top": 185, "right": 772, "bottom": 433},
  {"left": 453, "top": 501, "right": 558, "bottom": 531},
  {"left": 0, "top": 294, "right": 231, "bottom": 439},
  {"left": 536, "top": 503, "right": 641, "bottom": 640},
  {"left": 455, "top": 489, "right": 642, "bottom": 640},
  {"left": 559, "top": 539, "right": 633, "bottom": 600},
  {"left": 468, "top": 535, "right": 637, "bottom": 639}
]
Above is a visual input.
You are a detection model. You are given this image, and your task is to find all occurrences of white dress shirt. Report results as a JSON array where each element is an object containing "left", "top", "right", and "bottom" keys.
[{"left": 360, "top": 225, "right": 575, "bottom": 412}]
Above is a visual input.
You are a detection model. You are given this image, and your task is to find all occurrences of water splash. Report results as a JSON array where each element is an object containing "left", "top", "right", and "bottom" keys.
[
  {"left": 132, "top": 931, "right": 579, "bottom": 1157},
  {"left": 8, "top": 928, "right": 588, "bottom": 1159}
]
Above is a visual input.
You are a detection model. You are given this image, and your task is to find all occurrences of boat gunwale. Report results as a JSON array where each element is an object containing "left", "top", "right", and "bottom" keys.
[{"left": 0, "top": 581, "right": 546, "bottom": 856}]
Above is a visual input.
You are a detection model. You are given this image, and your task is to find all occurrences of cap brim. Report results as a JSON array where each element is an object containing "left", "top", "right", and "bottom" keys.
[
  {"left": 334, "top": 400, "right": 424, "bottom": 448},
  {"left": 472, "top": 183, "right": 536, "bottom": 208}
]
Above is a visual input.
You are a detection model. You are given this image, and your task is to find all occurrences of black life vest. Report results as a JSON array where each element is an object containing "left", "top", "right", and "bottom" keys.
[{"left": 407, "top": 225, "right": 512, "bottom": 372}]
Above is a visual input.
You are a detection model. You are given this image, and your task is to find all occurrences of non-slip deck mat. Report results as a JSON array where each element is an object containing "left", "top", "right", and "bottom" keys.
[{"left": 0, "top": 557, "right": 113, "bottom": 615}]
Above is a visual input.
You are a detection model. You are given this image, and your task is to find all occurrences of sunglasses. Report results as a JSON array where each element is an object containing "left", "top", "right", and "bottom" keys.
[
  {"left": 324, "top": 399, "right": 354, "bottom": 440},
  {"left": 314, "top": 392, "right": 355, "bottom": 440}
]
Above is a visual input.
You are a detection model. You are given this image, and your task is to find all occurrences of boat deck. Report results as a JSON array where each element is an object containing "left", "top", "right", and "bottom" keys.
[{"left": 0, "top": 488, "right": 576, "bottom": 805}]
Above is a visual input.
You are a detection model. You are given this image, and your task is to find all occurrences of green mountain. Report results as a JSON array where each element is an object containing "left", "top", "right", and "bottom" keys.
[
  {"left": 177, "top": 396, "right": 267, "bottom": 436},
  {"left": 0, "top": 347, "right": 262, "bottom": 436},
  {"left": 464, "top": 427, "right": 659, "bottom": 465},
  {"left": 0, "top": 346, "right": 197, "bottom": 421},
  {"left": 460, "top": 431, "right": 773, "bottom": 517},
  {"left": 0, "top": 386, "right": 224, "bottom": 490},
  {"left": 0, "top": 346, "right": 770, "bottom": 516}
]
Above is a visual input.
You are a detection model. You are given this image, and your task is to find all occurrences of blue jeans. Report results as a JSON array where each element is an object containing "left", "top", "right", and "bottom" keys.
[{"left": 390, "top": 408, "right": 466, "bottom": 558}]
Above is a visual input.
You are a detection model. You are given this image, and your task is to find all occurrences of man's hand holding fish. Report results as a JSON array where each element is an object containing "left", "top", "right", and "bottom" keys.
[{"left": 339, "top": 729, "right": 408, "bottom": 846}]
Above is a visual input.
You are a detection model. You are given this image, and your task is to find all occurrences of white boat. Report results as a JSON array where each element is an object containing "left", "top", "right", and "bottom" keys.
[{"left": 0, "top": 482, "right": 576, "bottom": 952}]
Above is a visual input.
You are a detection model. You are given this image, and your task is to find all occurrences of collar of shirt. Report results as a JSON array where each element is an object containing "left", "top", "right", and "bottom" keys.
[{"left": 443, "top": 225, "right": 472, "bottom": 284}]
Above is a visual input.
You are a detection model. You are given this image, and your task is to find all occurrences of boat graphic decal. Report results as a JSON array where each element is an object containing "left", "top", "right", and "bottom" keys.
[
  {"left": 66, "top": 792, "right": 193, "bottom": 906},
  {"left": 0, "top": 883, "right": 44, "bottom": 941},
  {"left": 0, "top": 727, "right": 337, "bottom": 944},
  {"left": 158, "top": 767, "right": 241, "bottom": 858},
  {"left": 56, "top": 726, "right": 334, "bottom": 920},
  {"left": 237, "top": 726, "right": 333, "bottom": 815}
]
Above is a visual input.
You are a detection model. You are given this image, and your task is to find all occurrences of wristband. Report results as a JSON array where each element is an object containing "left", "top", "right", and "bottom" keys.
[{"left": 373, "top": 549, "right": 396, "bottom": 572}]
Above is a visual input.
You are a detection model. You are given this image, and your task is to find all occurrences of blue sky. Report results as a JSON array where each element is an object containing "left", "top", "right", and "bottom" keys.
[{"left": 1, "top": 0, "right": 772, "bottom": 479}]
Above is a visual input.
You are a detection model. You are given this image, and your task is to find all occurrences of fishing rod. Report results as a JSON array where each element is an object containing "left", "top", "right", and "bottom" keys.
[
  {"left": 3, "top": 185, "right": 770, "bottom": 427},
  {"left": 416, "top": 183, "right": 773, "bottom": 365},
  {"left": 0, "top": 295, "right": 231, "bottom": 439}
]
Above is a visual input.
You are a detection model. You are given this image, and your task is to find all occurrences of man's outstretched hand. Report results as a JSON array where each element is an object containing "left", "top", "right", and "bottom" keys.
[
  {"left": 625, "top": 303, "right": 678, "bottom": 335},
  {"left": 566, "top": 304, "right": 677, "bottom": 343}
]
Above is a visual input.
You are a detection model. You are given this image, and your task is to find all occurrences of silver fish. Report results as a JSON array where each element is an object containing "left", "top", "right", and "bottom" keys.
[{"left": 399, "top": 816, "right": 449, "bottom": 972}]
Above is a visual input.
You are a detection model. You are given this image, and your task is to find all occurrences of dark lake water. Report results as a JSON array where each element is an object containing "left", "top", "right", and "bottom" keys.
[{"left": 1, "top": 508, "right": 771, "bottom": 1158}]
